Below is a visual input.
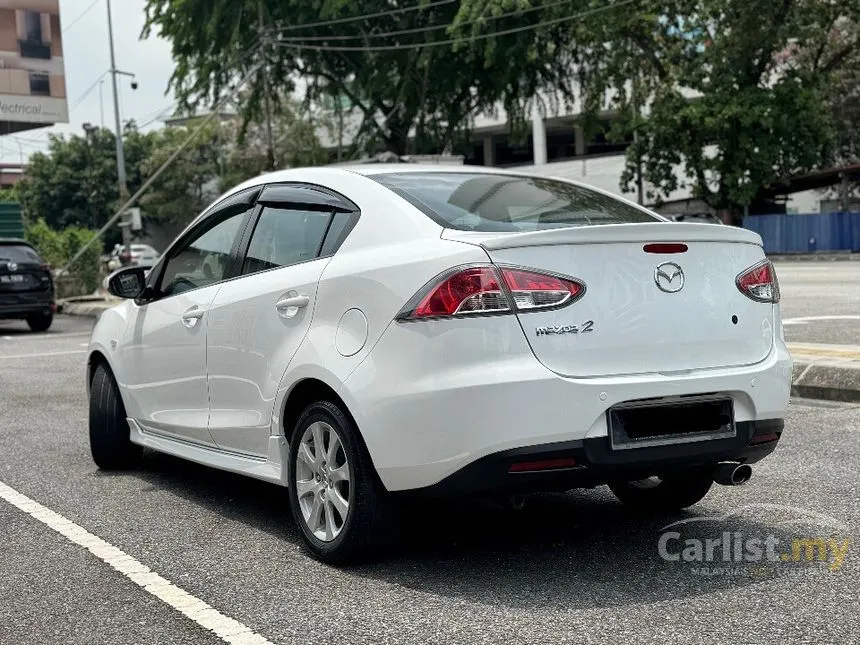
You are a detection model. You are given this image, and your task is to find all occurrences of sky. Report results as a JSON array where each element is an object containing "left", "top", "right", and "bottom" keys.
[{"left": 2, "top": 0, "right": 176, "bottom": 164}]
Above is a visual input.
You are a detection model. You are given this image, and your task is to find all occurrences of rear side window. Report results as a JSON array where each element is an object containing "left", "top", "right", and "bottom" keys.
[
  {"left": 0, "top": 244, "right": 43, "bottom": 263},
  {"left": 242, "top": 207, "right": 332, "bottom": 275},
  {"left": 372, "top": 172, "right": 659, "bottom": 232}
]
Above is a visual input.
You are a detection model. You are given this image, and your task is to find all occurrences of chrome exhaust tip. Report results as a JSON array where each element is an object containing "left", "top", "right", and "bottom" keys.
[{"left": 713, "top": 462, "right": 752, "bottom": 486}]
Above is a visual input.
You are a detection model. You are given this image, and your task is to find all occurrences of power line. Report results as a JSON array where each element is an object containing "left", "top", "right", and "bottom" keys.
[
  {"left": 136, "top": 103, "right": 178, "bottom": 130},
  {"left": 62, "top": 0, "right": 101, "bottom": 34},
  {"left": 272, "top": 0, "right": 636, "bottom": 52},
  {"left": 275, "top": 0, "right": 581, "bottom": 43},
  {"left": 272, "top": 0, "right": 457, "bottom": 34},
  {"left": 70, "top": 70, "right": 111, "bottom": 112}
]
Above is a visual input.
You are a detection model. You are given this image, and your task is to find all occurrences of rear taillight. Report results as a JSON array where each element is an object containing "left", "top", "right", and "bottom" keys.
[
  {"left": 501, "top": 267, "right": 584, "bottom": 311},
  {"left": 398, "top": 264, "right": 585, "bottom": 320},
  {"left": 736, "top": 260, "right": 780, "bottom": 303},
  {"left": 412, "top": 266, "right": 509, "bottom": 318}
]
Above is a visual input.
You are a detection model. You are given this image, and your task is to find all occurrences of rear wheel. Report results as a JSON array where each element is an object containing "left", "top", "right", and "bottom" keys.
[
  {"left": 89, "top": 363, "right": 142, "bottom": 469},
  {"left": 608, "top": 469, "right": 714, "bottom": 513},
  {"left": 26, "top": 313, "right": 53, "bottom": 332},
  {"left": 288, "top": 400, "right": 390, "bottom": 564}
]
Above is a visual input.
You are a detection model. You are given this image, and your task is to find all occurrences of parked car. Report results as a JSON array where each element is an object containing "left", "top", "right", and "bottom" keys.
[
  {"left": 88, "top": 167, "right": 791, "bottom": 563},
  {"left": 107, "top": 244, "right": 161, "bottom": 270},
  {"left": 0, "top": 238, "right": 55, "bottom": 331},
  {"left": 663, "top": 212, "right": 724, "bottom": 225}
]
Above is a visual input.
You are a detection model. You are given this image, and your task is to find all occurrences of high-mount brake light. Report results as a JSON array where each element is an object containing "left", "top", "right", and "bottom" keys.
[
  {"left": 398, "top": 265, "right": 586, "bottom": 320},
  {"left": 644, "top": 243, "right": 688, "bottom": 254},
  {"left": 736, "top": 260, "right": 780, "bottom": 303}
]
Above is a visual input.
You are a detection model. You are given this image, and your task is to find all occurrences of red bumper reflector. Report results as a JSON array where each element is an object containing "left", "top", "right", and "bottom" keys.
[
  {"left": 749, "top": 433, "right": 779, "bottom": 445},
  {"left": 508, "top": 457, "right": 577, "bottom": 473},
  {"left": 644, "top": 243, "right": 688, "bottom": 254},
  {"left": 50, "top": 302, "right": 57, "bottom": 313}
]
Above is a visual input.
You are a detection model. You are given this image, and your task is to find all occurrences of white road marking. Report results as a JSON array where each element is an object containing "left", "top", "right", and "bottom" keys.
[
  {"left": 0, "top": 349, "right": 87, "bottom": 360},
  {"left": 1, "top": 332, "right": 91, "bottom": 341},
  {"left": 0, "top": 479, "right": 275, "bottom": 645},
  {"left": 783, "top": 315, "right": 860, "bottom": 326}
]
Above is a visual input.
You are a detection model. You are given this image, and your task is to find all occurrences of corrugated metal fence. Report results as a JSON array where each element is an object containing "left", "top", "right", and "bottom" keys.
[
  {"left": 0, "top": 202, "right": 24, "bottom": 239},
  {"left": 743, "top": 211, "right": 860, "bottom": 254}
]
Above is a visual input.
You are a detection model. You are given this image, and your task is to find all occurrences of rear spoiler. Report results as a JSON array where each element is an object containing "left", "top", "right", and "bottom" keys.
[{"left": 442, "top": 222, "right": 763, "bottom": 251}]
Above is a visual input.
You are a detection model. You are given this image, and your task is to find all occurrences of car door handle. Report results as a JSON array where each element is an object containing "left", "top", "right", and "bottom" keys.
[
  {"left": 275, "top": 294, "right": 310, "bottom": 317},
  {"left": 181, "top": 307, "right": 205, "bottom": 328}
]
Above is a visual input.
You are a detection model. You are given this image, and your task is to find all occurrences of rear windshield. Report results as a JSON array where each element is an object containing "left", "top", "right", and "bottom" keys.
[
  {"left": 0, "top": 243, "right": 42, "bottom": 263},
  {"left": 371, "top": 172, "right": 660, "bottom": 232}
]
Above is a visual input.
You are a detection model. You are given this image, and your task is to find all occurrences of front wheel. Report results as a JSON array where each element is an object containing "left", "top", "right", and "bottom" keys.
[
  {"left": 89, "top": 363, "right": 142, "bottom": 469},
  {"left": 288, "top": 400, "right": 390, "bottom": 564},
  {"left": 26, "top": 313, "right": 53, "bottom": 332},
  {"left": 608, "top": 469, "right": 714, "bottom": 513}
]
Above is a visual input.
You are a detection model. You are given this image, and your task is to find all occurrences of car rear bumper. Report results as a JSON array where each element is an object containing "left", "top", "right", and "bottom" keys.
[
  {"left": 341, "top": 316, "right": 793, "bottom": 493},
  {"left": 0, "top": 297, "right": 54, "bottom": 319},
  {"left": 401, "top": 419, "right": 783, "bottom": 497}
]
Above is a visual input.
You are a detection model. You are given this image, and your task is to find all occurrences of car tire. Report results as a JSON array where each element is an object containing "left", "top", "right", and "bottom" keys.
[
  {"left": 608, "top": 469, "right": 714, "bottom": 513},
  {"left": 89, "top": 363, "right": 142, "bottom": 470},
  {"left": 288, "top": 400, "right": 390, "bottom": 565},
  {"left": 26, "top": 313, "right": 53, "bottom": 332}
]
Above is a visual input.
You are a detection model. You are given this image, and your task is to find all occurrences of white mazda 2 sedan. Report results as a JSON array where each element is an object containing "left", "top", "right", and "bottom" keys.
[{"left": 88, "top": 166, "right": 792, "bottom": 563}]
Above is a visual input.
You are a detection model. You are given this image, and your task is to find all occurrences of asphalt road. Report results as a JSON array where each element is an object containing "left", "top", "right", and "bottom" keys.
[
  {"left": 0, "top": 311, "right": 858, "bottom": 645},
  {"left": 774, "top": 261, "right": 860, "bottom": 346}
]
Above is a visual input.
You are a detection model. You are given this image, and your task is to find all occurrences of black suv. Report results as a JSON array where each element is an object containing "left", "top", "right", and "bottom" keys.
[{"left": 0, "top": 239, "right": 55, "bottom": 332}]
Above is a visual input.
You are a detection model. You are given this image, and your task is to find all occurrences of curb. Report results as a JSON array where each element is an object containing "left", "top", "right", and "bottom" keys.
[
  {"left": 57, "top": 300, "right": 117, "bottom": 319},
  {"left": 769, "top": 252, "right": 859, "bottom": 262},
  {"left": 791, "top": 361, "right": 860, "bottom": 403}
]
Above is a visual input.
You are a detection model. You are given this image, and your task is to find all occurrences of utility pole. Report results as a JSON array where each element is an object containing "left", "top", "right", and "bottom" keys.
[
  {"left": 258, "top": 1, "right": 277, "bottom": 171},
  {"left": 99, "top": 80, "right": 105, "bottom": 129},
  {"left": 106, "top": 0, "right": 131, "bottom": 248}
]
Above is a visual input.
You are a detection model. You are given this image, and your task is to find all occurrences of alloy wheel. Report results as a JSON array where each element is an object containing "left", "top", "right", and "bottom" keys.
[{"left": 294, "top": 421, "right": 352, "bottom": 541}]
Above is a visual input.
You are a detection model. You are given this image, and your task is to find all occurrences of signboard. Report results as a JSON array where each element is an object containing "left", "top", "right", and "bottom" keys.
[{"left": 0, "top": 0, "right": 68, "bottom": 134}]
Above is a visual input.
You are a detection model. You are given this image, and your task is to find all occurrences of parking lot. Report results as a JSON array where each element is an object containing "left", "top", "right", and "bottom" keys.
[{"left": 1, "top": 262, "right": 858, "bottom": 645}]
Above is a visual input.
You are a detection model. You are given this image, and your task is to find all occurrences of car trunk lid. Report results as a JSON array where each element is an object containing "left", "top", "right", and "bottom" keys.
[{"left": 444, "top": 223, "right": 775, "bottom": 377}]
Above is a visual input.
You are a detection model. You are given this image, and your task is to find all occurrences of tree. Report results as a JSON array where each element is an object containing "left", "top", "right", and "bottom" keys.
[
  {"left": 16, "top": 127, "right": 155, "bottom": 234},
  {"left": 142, "top": 0, "right": 570, "bottom": 157},
  {"left": 220, "top": 99, "right": 331, "bottom": 190},
  {"left": 25, "top": 218, "right": 103, "bottom": 293},
  {"left": 138, "top": 121, "right": 224, "bottom": 224},
  {"left": 465, "top": 0, "right": 859, "bottom": 215}
]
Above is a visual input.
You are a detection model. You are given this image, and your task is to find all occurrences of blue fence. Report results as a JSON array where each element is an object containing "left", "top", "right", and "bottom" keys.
[{"left": 742, "top": 211, "right": 860, "bottom": 254}]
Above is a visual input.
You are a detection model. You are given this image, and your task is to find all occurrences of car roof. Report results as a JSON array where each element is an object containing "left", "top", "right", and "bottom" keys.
[
  {"left": 210, "top": 164, "right": 663, "bottom": 228},
  {"left": 0, "top": 238, "right": 32, "bottom": 245}
]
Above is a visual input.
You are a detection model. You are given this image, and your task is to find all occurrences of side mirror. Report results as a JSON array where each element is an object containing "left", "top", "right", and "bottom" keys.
[{"left": 107, "top": 266, "right": 147, "bottom": 299}]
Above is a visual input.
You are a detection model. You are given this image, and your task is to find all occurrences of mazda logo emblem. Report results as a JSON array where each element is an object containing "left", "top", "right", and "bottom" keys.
[
  {"left": 7, "top": 262, "right": 17, "bottom": 272},
  {"left": 654, "top": 262, "right": 684, "bottom": 293}
]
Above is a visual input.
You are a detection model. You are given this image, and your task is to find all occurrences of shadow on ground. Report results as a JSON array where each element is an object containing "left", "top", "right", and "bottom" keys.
[{"left": 117, "top": 449, "right": 807, "bottom": 611}]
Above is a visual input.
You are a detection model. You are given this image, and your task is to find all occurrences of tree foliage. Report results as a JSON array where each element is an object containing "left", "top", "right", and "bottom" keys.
[
  {"left": 139, "top": 121, "right": 224, "bottom": 224},
  {"left": 25, "top": 218, "right": 103, "bottom": 293},
  {"left": 140, "top": 106, "right": 329, "bottom": 224},
  {"left": 16, "top": 127, "right": 155, "bottom": 235},
  {"left": 465, "top": 0, "right": 859, "bottom": 213},
  {"left": 220, "top": 98, "right": 331, "bottom": 190},
  {"left": 141, "top": 0, "right": 573, "bottom": 156}
]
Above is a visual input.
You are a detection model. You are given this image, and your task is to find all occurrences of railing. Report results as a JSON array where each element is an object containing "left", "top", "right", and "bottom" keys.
[
  {"left": 742, "top": 212, "right": 860, "bottom": 254},
  {"left": 18, "top": 40, "right": 51, "bottom": 60}
]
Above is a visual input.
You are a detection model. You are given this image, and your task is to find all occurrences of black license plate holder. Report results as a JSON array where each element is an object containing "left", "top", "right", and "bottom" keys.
[{"left": 608, "top": 396, "right": 736, "bottom": 450}]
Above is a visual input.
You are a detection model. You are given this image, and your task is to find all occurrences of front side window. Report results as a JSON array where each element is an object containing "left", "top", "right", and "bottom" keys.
[
  {"left": 371, "top": 172, "right": 660, "bottom": 232},
  {"left": 158, "top": 211, "right": 246, "bottom": 297},
  {"left": 242, "top": 207, "right": 332, "bottom": 275}
]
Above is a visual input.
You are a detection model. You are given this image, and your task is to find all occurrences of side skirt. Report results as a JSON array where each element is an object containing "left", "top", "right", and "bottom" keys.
[{"left": 128, "top": 419, "right": 289, "bottom": 486}]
